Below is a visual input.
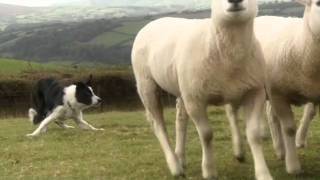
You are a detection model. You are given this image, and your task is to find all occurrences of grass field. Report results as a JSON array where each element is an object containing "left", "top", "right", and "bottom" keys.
[
  {"left": 90, "top": 20, "right": 149, "bottom": 48},
  {"left": 0, "top": 58, "right": 133, "bottom": 80},
  {"left": 0, "top": 107, "right": 320, "bottom": 179},
  {"left": 0, "top": 59, "right": 62, "bottom": 75}
]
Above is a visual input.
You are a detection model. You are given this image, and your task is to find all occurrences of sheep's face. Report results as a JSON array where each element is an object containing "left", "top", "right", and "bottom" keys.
[
  {"left": 212, "top": 0, "right": 257, "bottom": 24},
  {"left": 308, "top": 0, "right": 320, "bottom": 36}
]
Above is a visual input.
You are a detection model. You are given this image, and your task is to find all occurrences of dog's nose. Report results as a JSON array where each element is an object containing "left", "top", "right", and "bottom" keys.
[
  {"left": 228, "top": 0, "right": 243, "bottom": 4},
  {"left": 97, "top": 98, "right": 102, "bottom": 103}
]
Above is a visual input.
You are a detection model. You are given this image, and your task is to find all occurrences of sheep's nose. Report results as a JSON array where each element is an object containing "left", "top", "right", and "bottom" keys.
[{"left": 228, "top": 0, "right": 243, "bottom": 4}]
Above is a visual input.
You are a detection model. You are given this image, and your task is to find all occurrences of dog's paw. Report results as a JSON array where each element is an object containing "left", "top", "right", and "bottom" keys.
[
  {"left": 94, "top": 128, "right": 104, "bottom": 131},
  {"left": 65, "top": 125, "right": 75, "bottom": 129},
  {"left": 26, "top": 133, "right": 37, "bottom": 137}
]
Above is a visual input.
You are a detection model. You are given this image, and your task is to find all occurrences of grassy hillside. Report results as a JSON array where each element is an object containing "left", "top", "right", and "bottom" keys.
[
  {"left": 89, "top": 20, "right": 150, "bottom": 48},
  {"left": 0, "top": 58, "right": 119, "bottom": 81},
  {"left": 0, "top": 58, "right": 64, "bottom": 76},
  {"left": 0, "top": 107, "right": 319, "bottom": 179},
  {"left": 0, "top": 2, "right": 304, "bottom": 65}
]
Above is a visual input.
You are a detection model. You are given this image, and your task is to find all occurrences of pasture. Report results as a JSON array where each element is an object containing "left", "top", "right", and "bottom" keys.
[
  {"left": 0, "top": 58, "right": 131, "bottom": 77},
  {"left": 0, "top": 107, "right": 319, "bottom": 179},
  {"left": 0, "top": 59, "right": 62, "bottom": 76}
]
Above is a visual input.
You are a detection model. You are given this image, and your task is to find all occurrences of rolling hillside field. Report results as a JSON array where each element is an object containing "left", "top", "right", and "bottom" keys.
[
  {"left": 0, "top": 1, "right": 304, "bottom": 65},
  {"left": 0, "top": 107, "right": 319, "bottom": 179},
  {"left": 0, "top": 58, "right": 132, "bottom": 79},
  {"left": 0, "top": 59, "right": 64, "bottom": 76}
]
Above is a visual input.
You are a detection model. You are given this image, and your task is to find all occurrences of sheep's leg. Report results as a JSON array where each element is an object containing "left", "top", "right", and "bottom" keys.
[
  {"left": 175, "top": 97, "right": 189, "bottom": 169},
  {"left": 296, "top": 103, "right": 316, "bottom": 148},
  {"left": 259, "top": 104, "right": 269, "bottom": 140},
  {"left": 225, "top": 104, "right": 245, "bottom": 162},
  {"left": 137, "top": 79, "right": 184, "bottom": 177},
  {"left": 266, "top": 101, "right": 285, "bottom": 160},
  {"left": 243, "top": 90, "right": 272, "bottom": 180},
  {"left": 183, "top": 99, "right": 217, "bottom": 179},
  {"left": 271, "top": 97, "right": 301, "bottom": 174}
]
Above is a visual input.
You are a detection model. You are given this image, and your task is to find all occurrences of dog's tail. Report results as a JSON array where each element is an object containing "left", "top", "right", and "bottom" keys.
[{"left": 28, "top": 108, "right": 43, "bottom": 125}]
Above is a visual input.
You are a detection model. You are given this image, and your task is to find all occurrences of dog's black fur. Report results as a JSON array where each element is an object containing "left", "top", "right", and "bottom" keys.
[
  {"left": 31, "top": 78, "right": 64, "bottom": 125},
  {"left": 27, "top": 76, "right": 103, "bottom": 136},
  {"left": 30, "top": 77, "right": 96, "bottom": 125}
]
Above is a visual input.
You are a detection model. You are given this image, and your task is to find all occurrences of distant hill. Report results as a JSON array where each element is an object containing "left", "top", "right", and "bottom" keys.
[
  {"left": 0, "top": 11, "right": 207, "bottom": 65},
  {"left": 0, "top": 1, "right": 210, "bottom": 31},
  {"left": 0, "top": 2, "right": 304, "bottom": 65}
]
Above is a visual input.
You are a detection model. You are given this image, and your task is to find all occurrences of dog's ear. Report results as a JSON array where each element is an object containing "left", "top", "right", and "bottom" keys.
[{"left": 86, "top": 74, "right": 93, "bottom": 86}]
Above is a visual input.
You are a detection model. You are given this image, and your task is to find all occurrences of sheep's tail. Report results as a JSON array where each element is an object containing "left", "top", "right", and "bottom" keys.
[{"left": 28, "top": 108, "right": 42, "bottom": 125}]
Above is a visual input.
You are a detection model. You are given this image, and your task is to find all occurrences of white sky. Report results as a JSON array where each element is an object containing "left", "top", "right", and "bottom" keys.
[
  {"left": 0, "top": 0, "right": 275, "bottom": 7},
  {"left": 0, "top": 0, "right": 87, "bottom": 7},
  {"left": 0, "top": 0, "right": 53, "bottom": 6}
]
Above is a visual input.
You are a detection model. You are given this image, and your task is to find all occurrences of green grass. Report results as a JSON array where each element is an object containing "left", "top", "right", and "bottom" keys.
[
  {"left": 0, "top": 59, "right": 63, "bottom": 75},
  {"left": 115, "top": 20, "right": 150, "bottom": 35},
  {"left": 90, "top": 20, "right": 149, "bottom": 48},
  {"left": 0, "top": 107, "right": 319, "bottom": 179},
  {"left": 90, "top": 31, "right": 132, "bottom": 48},
  {"left": 0, "top": 58, "right": 133, "bottom": 81}
]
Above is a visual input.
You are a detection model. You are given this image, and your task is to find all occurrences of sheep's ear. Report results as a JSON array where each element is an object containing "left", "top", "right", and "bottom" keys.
[
  {"left": 86, "top": 74, "right": 93, "bottom": 86},
  {"left": 295, "top": 0, "right": 311, "bottom": 6}
]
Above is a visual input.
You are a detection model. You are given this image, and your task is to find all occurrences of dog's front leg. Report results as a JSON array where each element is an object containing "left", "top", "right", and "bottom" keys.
[
  {"left": 73, "top": 111, "right": 104, "bottom": 131},
  {"left": 26, "top": 107, "right": 63, "bottom": 137},
  {"left": 55, "top": 121, "right": 75, "bottom": 129}
]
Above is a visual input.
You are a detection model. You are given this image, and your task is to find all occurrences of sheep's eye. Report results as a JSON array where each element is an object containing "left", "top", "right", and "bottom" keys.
[{"left": 317, "top": 0, "right": 320, "bottom": 6}]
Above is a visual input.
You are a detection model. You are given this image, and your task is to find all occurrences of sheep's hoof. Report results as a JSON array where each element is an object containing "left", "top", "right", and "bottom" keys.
[
  {"left": 287, "top": 166, "right": 302, "bottom": 175},
  {"left": 296, "top": 141, "right": 306, "bottom": 149},
  {"left": 275, "top": 152, "right": 285, "bottom": 161},
  {"left": 235, "top": 155, "right": 246, "bottom": 163},
  {"left": 173, "top": 173, "right": 186, "bottom": 179},
  {"left": 205, "top": 176, "right": 218, "bottom": 180},
  {"left": 294, "top": 170, "right": 305, "bottom": 178},
  {"left": 296, "top": 143, "right": 305, "bottom": 149},
  {"left": 256, "top": 174, "right": 273, "bottom": 180}
]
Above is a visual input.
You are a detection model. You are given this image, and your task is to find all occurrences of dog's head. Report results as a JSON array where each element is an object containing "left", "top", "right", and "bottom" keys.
[{"left": 74, "top": 75, "right": 102, "bottom": 109}]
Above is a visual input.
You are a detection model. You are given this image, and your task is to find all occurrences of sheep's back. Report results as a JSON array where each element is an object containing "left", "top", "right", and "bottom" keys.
[
  {"left": 254, "top": 16, "right": 302, "bottom": 65},
  {"left": 132, "top": 17, "right": 210, "bottom": 96}
]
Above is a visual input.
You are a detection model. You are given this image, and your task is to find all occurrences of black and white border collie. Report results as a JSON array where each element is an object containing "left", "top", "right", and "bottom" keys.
[{"left": 27, "top": 75, "right": 103, "bottom": 137}]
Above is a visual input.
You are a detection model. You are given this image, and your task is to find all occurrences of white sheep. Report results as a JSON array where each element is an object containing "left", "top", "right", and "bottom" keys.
[
  {"left": 131, "top": 0, "right": 272, "bottom": 179},
  {"left": 227, "top": 101, "right": 317, "bottom": 163},
  {"left": 227, "top": 0, "right": 320, "bottom": 175},
  {"left": 258, "top": 0, "right": 320, "bottom": 174}
]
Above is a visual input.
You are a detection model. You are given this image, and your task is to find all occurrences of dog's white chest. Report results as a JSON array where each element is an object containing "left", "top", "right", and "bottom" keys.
[{"left": 58, "top": 106, "right": 76, "bottom": 120}]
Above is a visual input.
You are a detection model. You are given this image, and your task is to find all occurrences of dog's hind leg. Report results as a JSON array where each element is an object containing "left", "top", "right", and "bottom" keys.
[
  {"left": 73, "top": 112, "right": 104, "bottom": 131},
  {"left": 26, "top": 107, "right": 63, "bottom": 137},
  {"left": 28, "top": 108, "right": 37, "bottom": 123}
]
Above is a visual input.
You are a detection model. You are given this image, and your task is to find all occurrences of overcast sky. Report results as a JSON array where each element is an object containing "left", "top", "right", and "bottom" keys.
[
  {"left": 0, "top": 0, "right": 276, "bottom": 7},
  {"left": 0, "top": 0, "right": 89, "bottom": 6}
]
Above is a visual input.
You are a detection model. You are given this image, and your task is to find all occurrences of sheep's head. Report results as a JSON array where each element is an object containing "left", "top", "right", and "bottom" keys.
[
  {"left": 212, "top": 0, "right": 257, "bottom": 24},
  {"left": 297, "top": 0, "right": 320, "bottom": 37}
]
